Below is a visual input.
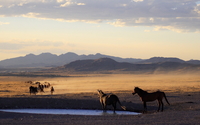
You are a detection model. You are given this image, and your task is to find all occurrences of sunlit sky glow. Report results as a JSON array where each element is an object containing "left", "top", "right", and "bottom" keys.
[{"left": 1, "top": 0, "right": 200, "bottom": 61}]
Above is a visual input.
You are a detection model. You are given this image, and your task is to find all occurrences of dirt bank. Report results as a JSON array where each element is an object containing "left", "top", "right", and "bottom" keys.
[{"left": 0, "top": 91, "right": 200, "bottom": 125}]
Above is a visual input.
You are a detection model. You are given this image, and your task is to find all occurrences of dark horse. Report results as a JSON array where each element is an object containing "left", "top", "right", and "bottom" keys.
[
  {"left": 132, "top": 87, "right": 170, "bottom": 113},
  {"left": 29, "top": 86, "right": 38, "bottom": 95},
  {"left": 97, "top": 90, "right": 126, "bottom": 113}
]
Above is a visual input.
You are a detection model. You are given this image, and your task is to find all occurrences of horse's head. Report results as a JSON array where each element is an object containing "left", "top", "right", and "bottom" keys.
[
  {"left": 97, "top": 89, "right": 104, "bottom": 97},
  {"left": 132, "top": 91, "right": 136, "bottom": 95},
  {"left": 132, "top": 87, "right": 140, "bottom": 95}
]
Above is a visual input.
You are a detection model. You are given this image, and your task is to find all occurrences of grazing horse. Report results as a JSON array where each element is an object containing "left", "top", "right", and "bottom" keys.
[
  {"left": 25, "top": 81, "right": 33, "bottom": 84},
  {"left": 29, "top": 86, "right": 38, "bottom": 95},
  {"left": 132, "top": 87, "right": 170, "bottom": 113},
  {"left": 97, "top": 90, "right": 126, "bottom": 113},
  {"left": 50, "top": 86, "right": 54, "bottom": 95},
  {"left": 44, "top": 82, "right": 51, "bottom": 88},
  {"left": 38, "top": 84, "right": 45, "bottom": 92}
]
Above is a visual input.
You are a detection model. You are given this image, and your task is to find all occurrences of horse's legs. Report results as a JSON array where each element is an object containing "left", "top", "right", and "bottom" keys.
[
  {"left": 161, "top": 100, "right": 164, "bottom": 112},
  {"left": 101, "top": 103, "right": 106, "bottom": 112},
  {"left": 157, "top": 100, "right": 161, "bottom": 112},
  {"left": 104, "top": 105, "right": 107, "bottom": 112},
  {"left": 143, "top": 102, "right": 147, "bottom": 113},
  {"left": 112, "top": 103, "right": 116, "bottom": 113}
]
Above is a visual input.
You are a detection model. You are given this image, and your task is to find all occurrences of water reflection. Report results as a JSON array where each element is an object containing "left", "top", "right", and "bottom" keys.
[{"left": 0, "top": 109, "right": 140, "bottom": 116}]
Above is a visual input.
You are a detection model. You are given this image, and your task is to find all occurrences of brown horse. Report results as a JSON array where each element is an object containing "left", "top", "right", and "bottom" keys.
[
  {"left": 132, "top": 87, "right": 170, "bottom": 113},
  {"left": 29, "top": 86, "right": 38, "bottom": 95},
  {"left": 97, "top": 90, "right": 126, "bottom": 113},
  {"left": 50, "top": 86, "right": 54, "bottom": 95}
]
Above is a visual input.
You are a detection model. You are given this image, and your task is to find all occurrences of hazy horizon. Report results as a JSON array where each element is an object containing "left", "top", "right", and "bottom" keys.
[
  {"left": 0, "top": 52, "right": 199, "bottom": 62},
  {"left": 1, "top": 0, "right": 200, "bottom": 61}
]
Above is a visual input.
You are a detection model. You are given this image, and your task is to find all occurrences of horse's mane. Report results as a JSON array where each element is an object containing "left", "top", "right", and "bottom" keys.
[
  {"left": 135, "top": 87, "right": 148, "bottom": 94},
  {"left": 98, "top": 90, "right": 107, "bottom": 97}
]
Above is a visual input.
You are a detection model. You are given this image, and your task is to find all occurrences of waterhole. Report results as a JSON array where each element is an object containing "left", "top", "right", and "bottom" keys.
[{"left": 0, "top": 109, "right": 140, "bottom": 116}]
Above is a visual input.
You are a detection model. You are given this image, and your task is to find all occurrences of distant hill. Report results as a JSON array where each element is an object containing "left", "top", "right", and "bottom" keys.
[
  {"left": 137, "top": 57, "right": 185, "bottom": 64},
  {"left": 56, "top": 58, "right": 133, "bottom": 71},
  {"left": 0, "top": 52, "right": 142, "bottom": 68},
  {"left": 52, "top": 58, "right": 200, "bottom": 73},
  {"left": 186, "top": 59, "right": 200, "bottom": 64}
]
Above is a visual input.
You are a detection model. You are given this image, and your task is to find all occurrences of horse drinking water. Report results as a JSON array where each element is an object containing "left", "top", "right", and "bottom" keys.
[
  {"left": 132, "top": 87, "right": 170, "bottom": 113},
  {"left": 97, "top": 90, "right": 126, "bottom": 113}
]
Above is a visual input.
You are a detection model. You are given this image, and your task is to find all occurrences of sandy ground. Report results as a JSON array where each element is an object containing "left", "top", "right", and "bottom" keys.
[{"left": 0, "top": 74, "right": 200, "bottom": 125}]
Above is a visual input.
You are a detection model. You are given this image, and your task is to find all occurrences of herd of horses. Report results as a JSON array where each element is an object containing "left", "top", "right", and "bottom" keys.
[
  {"left": 26, "top": 81, "right": 54, "bottom": 95},
  {"left": 26, "top": 80, "right": 170, "bottom": 113}
]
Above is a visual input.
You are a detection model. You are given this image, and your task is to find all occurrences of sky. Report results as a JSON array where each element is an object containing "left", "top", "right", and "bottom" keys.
[{"left": 0, "top": 0, "right": 200, "bottom": 61}]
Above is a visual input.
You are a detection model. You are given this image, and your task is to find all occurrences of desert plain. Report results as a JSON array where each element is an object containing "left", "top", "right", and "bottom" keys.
[{"left": 0, "top": 73, "right": 200, "bottom": 125}]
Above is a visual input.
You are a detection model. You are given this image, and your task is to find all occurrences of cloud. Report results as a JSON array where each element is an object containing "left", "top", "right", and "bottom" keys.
[
  {"left": 144, "top": 30, "right": 150, "bottom": 32},
  {"left": 0, "top": 22, "right": 10, "bottom": 25},
  {"left": 0, "top": 40, "right": 64, "bottom": 50},
  {"left": 59, "top": 0, "right": 85, "bottom": 7},
  {"left": 0, "top": 42, "right": 23, "bottom": 50},
  {"left": 0, "top": 0, "right": 200, "bottom": 32},
  {"left": 109, "top": 17, "right": 200, "bottom": 32},
  {"left": 132, "top": 0, "right": 144, "bottom": 2},
  {"left": 57, "top": 0, "right": 65, "bottom": 3},
  {"left": 21, "top": 12, "right": 40, "bottom": 18},
  {"left": 0, "top": 40, "right": 77, "bottom": 58}
]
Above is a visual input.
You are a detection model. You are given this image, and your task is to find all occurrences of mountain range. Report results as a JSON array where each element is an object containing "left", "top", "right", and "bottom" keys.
[
  {"left": 0, "top": 52, "right": 142, "bottom": 68},
  {"left": 0, "top": 52, "right": 200, "bottom": 73},
  {"left": 52, "top": 58, "right": 200, "bottom": 74}
]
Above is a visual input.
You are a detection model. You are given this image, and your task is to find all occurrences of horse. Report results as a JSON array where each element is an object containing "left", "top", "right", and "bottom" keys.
[
  {"left": 132, "top": 87, "right": 170, "bottom": 113},
  {"left": 50, "top": 86, "right": 54, "bottom": 95},
  {"left": 25, "top": 81, "right": 33, "bottom": 84},
  {"left": 97, "top": 90, "right": 126, "bottom": 113},
  {"left": 44, "top": 82, "right": 51, "bottom": 88},
  {"left": 38, "top": 84, "right": 45, "bottom": 92},
  {"left": 29, "top": 86, "right": 38, "bottom": 95}
]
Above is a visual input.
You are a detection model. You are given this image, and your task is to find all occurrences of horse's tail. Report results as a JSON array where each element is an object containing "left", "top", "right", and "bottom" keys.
[
  {"left": 116, "top": 97, "right": 126, "bottom": 110},
  {"left": 163, "top": 92, "right": 170, "bottom": 105}
]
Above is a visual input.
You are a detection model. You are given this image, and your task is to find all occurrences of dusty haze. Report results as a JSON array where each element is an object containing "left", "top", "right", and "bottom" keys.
[{"left": 0, "top": 74, "right": 200, "bottom": 97}]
